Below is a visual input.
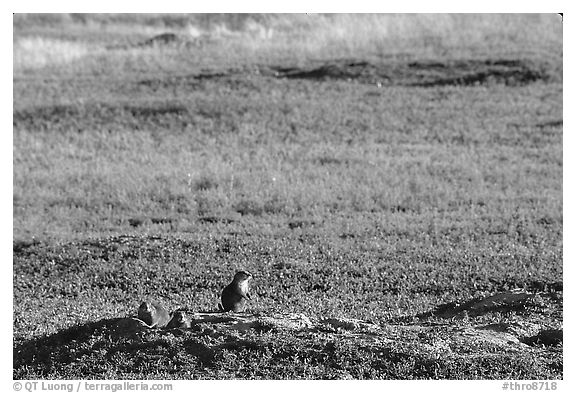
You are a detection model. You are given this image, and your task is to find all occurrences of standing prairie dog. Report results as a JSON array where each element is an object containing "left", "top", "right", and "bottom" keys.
[
  {"left": 138, "top": 301, "right": 171, "bottom": 328},
  {"left": 219, "top": 270, "right": 253, "bottom": 312}
]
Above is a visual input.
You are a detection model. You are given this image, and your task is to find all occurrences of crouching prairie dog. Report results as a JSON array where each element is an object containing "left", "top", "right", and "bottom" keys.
[
  {"left": 166, "top": 310, "right": 191, "bottom": 329},
  {"left": 219, "top": 270, "right": 253, "bottom": 312},
  {"left": 138, "top": 301, "right": 171, "bottom": 328}
]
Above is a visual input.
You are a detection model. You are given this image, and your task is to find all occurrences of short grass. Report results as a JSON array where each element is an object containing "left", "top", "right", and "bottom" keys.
[{"left": 13, "top": 13, "right": 562, "bottom": 379}]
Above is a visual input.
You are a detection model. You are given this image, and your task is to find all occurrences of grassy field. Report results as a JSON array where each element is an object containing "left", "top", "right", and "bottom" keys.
[{"left": 13, "top": 14, "right": 562, "bottom": 379}]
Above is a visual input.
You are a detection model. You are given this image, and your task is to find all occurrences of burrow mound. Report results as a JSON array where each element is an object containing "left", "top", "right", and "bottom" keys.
[
  {"left": 106, "top": 32, "right": 216, "bottom": 50},
  {"left": 267, "top": 58, "right": 558, "bottom": 86},
  {"left": 14, "top": 288, "right": 562, "bottom": 379},
  {"left": 132, "top": 58, "right": 559, "bottom": 90}
]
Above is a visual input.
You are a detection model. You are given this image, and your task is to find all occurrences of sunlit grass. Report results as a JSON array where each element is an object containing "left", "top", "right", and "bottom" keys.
[
  {"left": 224, "top": 13, "right": 562, "bottom": 60},
  {"left": 13, "top": 37, "right": 98, "bottom": 70},
  {"left": 13, "top": 14, "right": 562, "bottom": 74},
  {"left": 13, "top": 81, "right": 562, "bottom": 239}
]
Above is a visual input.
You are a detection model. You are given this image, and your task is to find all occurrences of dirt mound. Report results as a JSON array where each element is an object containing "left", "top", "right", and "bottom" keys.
[
  {"left": 106, "top": 33, "right": 190, "bottom": 50},
  {"left": 268, "top": 58, "right": 556, "bottom": 87},
  {"left": 127, "top": 58, "right": 559, "bottom": 93},
  {"left": 137, "top": 33, "right": 182, "bottom": 47},
  {"left": 14, "top": 290, "right": 562, "bottom": 379},
  {"left": 423, "top": 289, "right": 545, "bottom": 318}
]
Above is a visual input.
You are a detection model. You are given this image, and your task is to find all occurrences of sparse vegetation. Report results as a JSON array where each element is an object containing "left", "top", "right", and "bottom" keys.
[{"left": 13, "top": 13, "right": 562, "bottom": 379}]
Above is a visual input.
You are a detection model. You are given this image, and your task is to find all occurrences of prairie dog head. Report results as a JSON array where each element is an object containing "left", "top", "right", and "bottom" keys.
[
  {"left": 232, "top": 270, "right": 252, "bottom": 292},
  {"left": 172, "top": 311, "right": 188, "bottom": 323},
  {"left": 139, "top": 301, "right": 154, "bottom": 314}
]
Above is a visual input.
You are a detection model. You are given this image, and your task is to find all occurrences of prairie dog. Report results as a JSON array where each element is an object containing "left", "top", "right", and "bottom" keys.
[
  {"left": 166, "top": 311, "right": 191, "bottom": 329},
  {"left": 138, "top": 301, "right": 171, "bottom": 328},
  {"left": 219, "top": 270, "right": 253, "bottom": 312}
]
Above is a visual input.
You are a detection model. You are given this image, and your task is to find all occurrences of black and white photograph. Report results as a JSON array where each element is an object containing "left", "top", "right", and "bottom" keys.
[{"left": 12, "top": 10, "right": 563, "bottom": 382}]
